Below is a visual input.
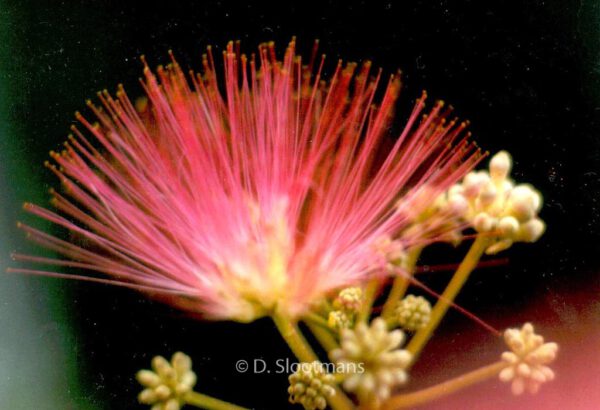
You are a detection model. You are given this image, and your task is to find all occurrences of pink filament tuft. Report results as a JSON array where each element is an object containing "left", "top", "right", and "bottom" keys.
[{"left": 15, "top": 40, "right": 483, "bottom": 321}]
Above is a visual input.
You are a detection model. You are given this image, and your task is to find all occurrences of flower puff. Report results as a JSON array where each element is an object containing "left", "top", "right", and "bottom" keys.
[
  {"left": 136, "top": 352, "right": 197, "bottom": 410},
  {"left": 330, "top": 318, "right": 412, "bottom": 406},
  {"left": 15, "top": 40, "right": 482, "bottom": 322},
  {"left": 499, "top": 323, "right": 558, "bottom": 395}
]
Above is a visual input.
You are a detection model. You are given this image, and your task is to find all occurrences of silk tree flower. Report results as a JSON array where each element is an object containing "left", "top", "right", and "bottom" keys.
[{"left": 13, "top": 40, "right": 482, "bottom": 322}]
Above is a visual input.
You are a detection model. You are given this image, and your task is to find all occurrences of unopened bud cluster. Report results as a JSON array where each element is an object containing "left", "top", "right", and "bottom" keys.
[
  {"left": 394, "top": 295, "right": 431, "bottom": 331},
  {"left": 136, "top": 352, "right": 197, "bottom": 410},
  {"left": 328, "top": 287, "right": 363, "bottom": 331},
  {"left": 444, "top": 151, "right": 545, "bottom": 254},
  {"left": 288, "top": 361, "right": 336, "bottom": 410},
  {"left": 398, "top": 189, "right": 465, "bottom": 245},
  {"left": 333, "top": 287, "right": 363, "bottom": 312},
  {"left": 372, "top": 235, "right": 408, "bottom": 269},
  {"left": 330, "top": 318, "right": 412, "bottom": 407},
  {"left": 500, "top": 323, "right": 558, "bottom": 395}
]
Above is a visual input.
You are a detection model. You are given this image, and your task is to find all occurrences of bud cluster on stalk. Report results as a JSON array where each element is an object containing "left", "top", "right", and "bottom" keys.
[
  {"left": 330, "top": 318, "right": 412, "bottom": 407},
  {"left": 394, "top": 294, "right": 432, "bottom": 331},
  {"left": 500, "top": 323, "right": 558, "bottom": 395},
  {"left": 328, "top": 287, "right": 363, "bottom": 331},
  {"left": 136, "top": 352, "right": 197, "bottom": 410},
  {"left": 288, "top": 361, "right": 336, "bottom": 410},
  {"left": 440, "top": 151, "right": 545, "bottom": 254}
]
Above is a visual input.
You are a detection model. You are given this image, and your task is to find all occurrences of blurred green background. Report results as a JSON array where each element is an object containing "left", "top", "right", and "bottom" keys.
[{"left": 0, "top": 2, "right": 104, "bottom": 408}]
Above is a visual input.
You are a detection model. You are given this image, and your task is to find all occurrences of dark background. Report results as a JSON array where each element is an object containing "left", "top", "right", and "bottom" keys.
[{"left": 2, "top": 0, "right": 600, "bottom": 409}]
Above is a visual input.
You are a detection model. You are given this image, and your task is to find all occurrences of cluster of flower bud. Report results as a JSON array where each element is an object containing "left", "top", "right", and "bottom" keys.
[
  {"left": 500, "top": 323, "right": 558, "bottom": 395},
  {"left": 288, "top": 361, "right": 336, "bottom": 410},
  {"left": 397, "top": 189, "right": 466, "bottom": 246},
  {"left": 394, "top": 295, "right": 431, "bottom": 331},
  {"left": 442, "top": 151, "right": 545, "bottom": 254},
  {"left": 372, "top": 235, "right": 408, "bottom": 270},
  {"left": 328, "top": 287, "right": 363, "bottom": 331},
  {"left": 333, "top": 287, "right": 363, "bottom": 312},
  {"left": 330, "top": 318, "right": 412, "bottom": 407},
  {"left": 328, "top": 310, "right": 354, "bottom": 331},
  {"left": 136, "top": 352, "right": 197, "bottom": 410}
]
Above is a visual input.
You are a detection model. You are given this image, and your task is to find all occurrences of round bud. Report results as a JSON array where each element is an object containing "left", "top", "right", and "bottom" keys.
[
  {"left": 165, "top": 399, "right": 181, "bottom": 410},
  {"left": 490, "top": 151, "right": 512, "bottom": 181},
  {"left": 447, "top": 193, "right": 468, "bottom": 215},
  {"left": 508, "top": 185, "right": 537, "bottom": 222},
  {"left": 473, "top": 212, "right": 495, "bottom": 232},
  {"left": 151, "top": 356, "right": 171, "bottom": 377},
  {"left": 154, "top": 385, "right": 171, "bottom": 401},
  {"left": 172, "top": 352, "right": 192, "bottom": 373},
  {"left": 479, "top": 182, "right": 498, "bottom": 207},
  {"left": 531, "top": 189, "right": 543, "bottom": 213},
  {"left": 463, "top": 171, "right": 489, "bottom": 198},
  {"left": 448, "top": 184, "right": 465, "bottom": 197},
  {"left": 498, "top": 216, "right": 519, "bottom": 237},
  {"left": 138, "top": 388, "right": 158, "bottom": 404},
  {"left": 137, "top": 370, "right": 161, "bottom": 388},
  {"left": 518, "top": 218, "right": 546, "bottom": 242}
]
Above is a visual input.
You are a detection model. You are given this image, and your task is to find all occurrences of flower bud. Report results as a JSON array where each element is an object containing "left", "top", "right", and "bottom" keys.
[
  {"left": 498, "top": 216, "right": 519, "bottom": 237},
  {"left": 517, "top": 218, "right": 546, "bottom": 242},
  {"left": 447, "top": 193, "right": 468, "bottom": 216},
  {"left": 448, "top": 184, "right": 464, "bottom": 197},
  {"left": 508, "top": 185, "right": 537, "bottom": 222},
  {"left": 490, "top": 151, "right": 512, "bottom": 181},
  {"left": 473, "top": 212, "right": 494, "bottom": 232},
  {"left": 479, "top": 182, "right": 498, "bottom": 207},
  {"left": 463, "top": 171, "right": 489, "bottom": 198},
  {"left": 137, "top": 370, "right": 161, "bottom": 388}
]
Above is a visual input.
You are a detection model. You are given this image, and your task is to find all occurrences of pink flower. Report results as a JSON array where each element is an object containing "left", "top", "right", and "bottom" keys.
[{"left": 13, "top": 40, "right": 482, "bottom": 322}]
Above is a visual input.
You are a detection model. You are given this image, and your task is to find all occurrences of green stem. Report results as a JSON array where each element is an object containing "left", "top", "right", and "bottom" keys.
[
  {"left": 304, "top": 320, "right": 339, "bottom": 351},
  {"left": 357, "top": 279, "right": 380, "bottom": 323},
  {"left": 381, "top": 361, "right": 506, "bottom": 409},
  {"left": 384, "top": 315, "right": 398, "bottom": 329},
  {"left": 381, "top": 247, "right": 423, "bottom": 320},
  {"left": 406, "top": 236, "right": 489, "bottom": 360},
  {"left": 272, "top": 312, "right": 318, "bottom": 362},
  {"left": 184, "top": 391, "right": 249, "bottom": 410},
  {"left": 304, "top": 311, "right": 331, "bottom": 330},
  {"left": 272, "top": 313, "right": 355, "bottom": 410}
]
